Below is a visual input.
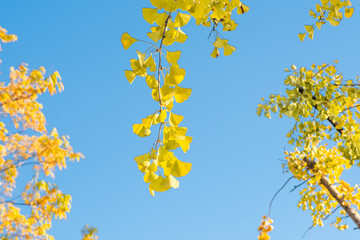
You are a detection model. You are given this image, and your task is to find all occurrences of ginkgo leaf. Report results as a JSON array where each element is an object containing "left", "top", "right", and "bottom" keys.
[
  {"left": 144, "top": 172, "right": 158, "bottom": 183},
  {"left": 213, "top": 37, "right": 228, "bottom": 48},
  {"left": 142, "top": 8, "right": 158, "bottom": 24},
  {"left": 166, "top": 51, "right": 181, "bottom": 65},
  {"left": 177, "top": 0, "right": 194, "bottom": 11},
  {"left": 158, "top": 110, "right": 167, "bottom": 123},
  {"left": 298, "top": 33, "right": 306, "bottom": 42},
  {"left": 133, "top": 123, "right": 151, "bottom": 137},
  {"left": 178, "top": 135, "right": 193, "bottom": 153},
  {"left": 163, "top": 29, "right": 177, "bottom": 46},
  {"left": 150, "top": 0, "right": 165, "bottom": 9},
  {"left": 125, "top": 70, "right": 136, "bottom": 84},
  {"left": 168, "top": 66, "right": 186, "bottom": 85},
  {"left": 149, "top": 175, "right": 171, "bottom": 192},
  {"left": 145, "top": 75, "right": 158, "bottom": 89},
  {"left": 345, "top": 8, "right": 354, "bottom": 18},
  {"left": 224, "top": 44, "right": 236, "bottom": 56},
  {"left": 144, "top": 55, "right": 157, "bottom": 72},
  {"left": 121, "top": 32, "right": 137, "bottom": 50},
  {"left": 309, "top": 9, "right": 317, "bottom": 18},
  {"left": 154, "top": 12, "right": 168, "bottom": 26},
  {"left": 172, "top": 159, "right": 192, "bottom": 177},
  {"left": 137, "top": 50, "right": 146, "bottom": 66},
  {"left": 175, "top": 86, "right": 192, "bottom": 103},
  {"left": 305, "top": 25, "right": 314, "bottom": 33},
  {"left": 130, "top": 59, "right": 147, "bottom": 77},
  {"left": 175, "top": 28, "right": 188, "bottom": 43},
  {"left": 148, "top": 162, "right": 158, "bottom": 172},
  {"left": 142, "top": 114, "right": 155, "bottom": 129},
  {"left": 161, "top": 175, "right": 179, "bottom": 188},
  {"left": 315, "top": 21, "right": 323, "bottom": 29},
  {"left": 134, "top": 153, "right": 150, "bottom": 165},
  {"left": 237, "top": 4, "right": 249, "bottom": 14},
  {"left": 147, "top": 27, "right": 162, "bottom": 42},
  {"left": 169, "top": 112, "right": 184, "bottom": 126},
  {"left": 175, "top": 12, "right": 191, "bottom": 27},
  {"left": 329, "top": 19, "right": 340, "bottom": 26},
  {"left": 211, "top": 47, "right": 220, "bottom": 58},
  {"left": 308, "top": 30, "right": 314, "bottom": 40}
]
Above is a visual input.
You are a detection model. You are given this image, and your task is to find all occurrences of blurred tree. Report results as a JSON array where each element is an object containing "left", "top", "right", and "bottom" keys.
[{"left": 0, "top": 26, "right": 84, "bottom": 240}]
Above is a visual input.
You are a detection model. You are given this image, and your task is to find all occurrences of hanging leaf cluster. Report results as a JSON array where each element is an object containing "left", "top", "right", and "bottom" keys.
[
  {"left": 299, "top": 0, "right": 354, "bottom": 41},
  {"left": 121, "top": 0, "right": 249, "bottom": 195}
]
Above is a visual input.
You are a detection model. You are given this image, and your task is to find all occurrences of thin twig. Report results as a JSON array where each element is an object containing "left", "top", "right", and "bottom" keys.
[
  {"left": 302, "top": 206, "right": 341, "bottom": 239},
  {"left": 290, "top": 178, "right": 312, "bottom": 193},
  {"left": 268, "top": 176, "right": 295, "bottom": 217}
]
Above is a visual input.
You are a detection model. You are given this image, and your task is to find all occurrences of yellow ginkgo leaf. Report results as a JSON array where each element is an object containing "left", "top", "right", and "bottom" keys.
[
  {"left": 172, "top": 159, "right": 192, "bottom": 177},
  {"left": 154, "top": 12, "right": 168, "bottom": 26},
  {"left": 142, "top": 114, "right": 155, "bottom": 129},
  {"left": 130, "top": 59, "right": 147, "bottom": 77},
  {"left": 175, "top": 12, "right": 191, "bottom": 27},
  {"left": 177, "top": 0, "right": 194, "bottom": 11},
  {"left": 134, "top": 153, "right": 150, "bottom": 165},
  {"left": 329, "top": 19, "right": 340, "bottom": 26},
  {"left": 169, "top": 112, "right": 184, "bottom": 126},
  {"left": 345, "top": 8, "right": 354, "bottom": 18},
  {"left": 149, "top": 188, "right": 155, "bottom": 196},
  {"left": 144, "top": 56, "right": 157, "bottom": 72},
  {"left": 178, "top": 135, "right": 193, "bottom": 153},
  {"left": 145, "top": 75, "right": 158, "bottom": 89},
  {"left": 166, "top": 51, "right": 181, "bottom": 65},
  {"left": 142, "top": 8, "right": 158, "bottom": 24},
  {"left": 305, "top": 25, "right": 314, "bottom": 33},
  {"left": 224, "top": 44, "right": 236, "bottom": 56},
  {"left": 158, "top": 110, "right": 167, "bottom": 123},
  {"left": 150, "top": 0, "right": 165, "bottom": 9},
  {"left": 149, "top": 175, "right": 171, "bottom": 192},
  {"left": 298, "top": 33, "right": 306, "bottom": 42},
  {"left": 144, "top": 172, "right": 158, "bottom": 183},
  {"left": 148, "top": 162, "right": 158, "bottom": 172},
  {"left": 211, "top": 47, "right": 220, "bottom": 58},
  {"left": 175, "top": 86, "right": 192, "bottom": 103},
  {"left": 308, "top": 30, "right": 314, "bottom": 40},
  {"left": 121, "top": 32, "right": 137, "bottom": 50},
  {"left": 133, "top": 123, "right": 150, "bottom": 137},
  {"left": 175, "top": 28, "right": 188, "bottom": 43},
  {"left": 160, "top": 175, "right": 179, "bottom": 188},
  {"left": 315, "top": 21, "right": 323, "bottom": 30},
  {"left": 125, "top": 70, "right": 136, "bottom": 84},
  {"left": 136, "top": 50, "right": 146, "bottom": 66},
  {"left": 213, "top": 37, "right": 228, "bottom": 48},
  {"left": 168, "top": 66, "right": 186, "bottom": 85},
  {"left": 309, "top": 9, "right": 317, "bottom": 18},
  {"left": 237, "top": 3, "right": 249, "bottom": 14}
]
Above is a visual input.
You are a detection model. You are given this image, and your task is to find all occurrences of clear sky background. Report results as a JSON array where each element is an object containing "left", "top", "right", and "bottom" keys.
[{"left": 1, "top": 1, "right": 360, "bottom": 239}]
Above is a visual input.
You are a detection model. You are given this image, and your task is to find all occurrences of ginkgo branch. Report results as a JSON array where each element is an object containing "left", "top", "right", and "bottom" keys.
[{"left": 304, "top": 157, "right": 360, "bottom": 229}]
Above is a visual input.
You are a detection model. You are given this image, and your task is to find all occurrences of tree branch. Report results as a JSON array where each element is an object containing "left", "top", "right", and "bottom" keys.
[{"left": 303, "top": 157, "right": 360, "bottom": 229}]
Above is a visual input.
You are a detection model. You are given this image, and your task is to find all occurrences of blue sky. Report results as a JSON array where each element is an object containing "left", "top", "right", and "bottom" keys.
[{"left": 1, "top": 0, "right": 360, "bottom": 239}]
